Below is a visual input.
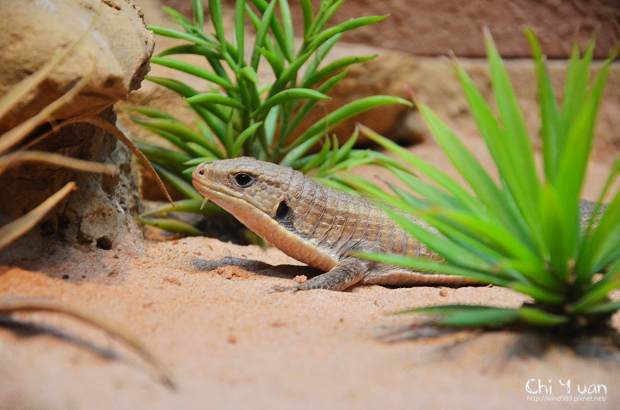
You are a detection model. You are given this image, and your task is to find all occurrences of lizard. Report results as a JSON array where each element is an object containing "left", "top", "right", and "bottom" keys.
[
  {"left": 192, "top": 157, "right": 471, "bottom": 292},
  {"left": 192, "top": 157, "right": 601, "bottom": 292}
]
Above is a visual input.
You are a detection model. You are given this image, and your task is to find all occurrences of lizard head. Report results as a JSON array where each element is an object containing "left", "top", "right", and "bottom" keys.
[{"left": 192, "top": 157, "right": 295, "bottom": 219}]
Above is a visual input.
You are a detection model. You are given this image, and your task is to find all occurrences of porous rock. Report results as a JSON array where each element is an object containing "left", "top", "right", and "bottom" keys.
[{"left": 0, "top": 0, "right": 154, "bottom": 248}]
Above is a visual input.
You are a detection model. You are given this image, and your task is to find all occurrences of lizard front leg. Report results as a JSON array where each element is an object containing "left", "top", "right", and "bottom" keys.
[{"left": 274, "top": 258, "right": 367, "bottom": 292}]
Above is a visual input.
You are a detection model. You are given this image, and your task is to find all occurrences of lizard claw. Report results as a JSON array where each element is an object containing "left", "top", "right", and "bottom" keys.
[{"left": 266, "top": 284, "right": 300, "bottom": 293}]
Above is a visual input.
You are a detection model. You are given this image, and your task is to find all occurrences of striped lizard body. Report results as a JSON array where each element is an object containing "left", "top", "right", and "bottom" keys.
[{"left": 192, "top": 157, "right": 471, "bottom": 291}]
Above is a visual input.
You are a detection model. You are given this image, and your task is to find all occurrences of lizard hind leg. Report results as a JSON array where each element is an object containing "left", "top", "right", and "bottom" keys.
[{"left": 274, "top": 258, "right": 367, "bottom": 292}]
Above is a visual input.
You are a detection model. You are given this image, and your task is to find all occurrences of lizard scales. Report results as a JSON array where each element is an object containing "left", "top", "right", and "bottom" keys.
[{"left": 192, "top": 157, "right": 467, "bottom": 291}]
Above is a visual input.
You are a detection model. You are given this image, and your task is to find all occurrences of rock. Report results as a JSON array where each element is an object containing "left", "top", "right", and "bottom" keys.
[
  {"left": 0, "top": 0, "right": 154, "bottom": 248},
  {"left": 0, "top": 0, "right": 154, "bottom": 132}
]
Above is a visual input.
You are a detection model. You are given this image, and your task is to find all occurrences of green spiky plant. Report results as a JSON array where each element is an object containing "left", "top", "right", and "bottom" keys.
[
  {"left": 126, "top": 0, "right": 410, "bottom": 236},
  {"left": 348, "top": 29, "right": 619, "bottom": 331}
]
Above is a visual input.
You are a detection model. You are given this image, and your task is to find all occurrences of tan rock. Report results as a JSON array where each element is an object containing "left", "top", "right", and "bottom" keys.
[
  {"left": 0, "top": 0, "right": 155, "bottom": 248},
  {"left": 0, "top": 0, "right": 155, "bottom": 131}
]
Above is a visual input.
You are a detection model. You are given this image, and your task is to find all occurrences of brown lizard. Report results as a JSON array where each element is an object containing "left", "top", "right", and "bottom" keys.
[
  {"left": 192, "top": 157, "right": 600, "bottom": 292},
  {"left": 192, "top": 157, "right": 471, "bottom": 291}
]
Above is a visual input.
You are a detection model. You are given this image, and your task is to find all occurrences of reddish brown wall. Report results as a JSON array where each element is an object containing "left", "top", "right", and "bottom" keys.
[{"left": 285, "top": 0, "right": 619, "bottom": 59}]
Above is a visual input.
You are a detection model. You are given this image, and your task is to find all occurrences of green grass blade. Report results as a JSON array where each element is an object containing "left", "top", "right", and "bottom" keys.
[
  {"left": 561, "top": 37, "right": 595, "bottom": 136},
  {"left": 234, "top": 0, "right": 246, "bottom": 65},
  {"left": 146, "top": 76, "right": 199, "bottom": 98},
  {"left": 231, "top": 122, "right": 263, "bottom": 157},
  {"left": 252, "top": 89, "right": 329, "bottom": 119},
  {"left": 157, "top": 45, "right": 218, "bottom": 59},
  {"left": 524, "top": 28, "right": 562, "bottom": 182},
  {"left": 278, "top": 0, "right": 295, "bottom": 62},
  {"left": 191, "top": 0, "right": 204, "bottom": 29},
  {"left": 250, "top": 0, "right": 277, "bottom": 70},
  {"left": 581, "top": 300, "right": 620, "bottom": 315},
  {"left": 571, "top": 266, "right": 620, "bottom": 313},
  {"left": 508, "top": 282, "right": 564, "bottom": 304},
  {"left": 248, "top": 0, "right": 290, "bottom": 62},
  {"left": 307, "top": 16, "right": 388, "bottom": 51},
  {"left": 141, "top": 199, "right": 225, "bottom": 217},
  {"left": 379, "top": 206, "right": 493, "bottom": 271},
  {"left": 137, "top": 215, "right": 203, "bottom": 236},
  {"left": 283, "top": 69, "right": 348, "bottom": 140},
  {"left": 150, "top": 57, "right": 233, "bottom": 90},
  {"left": 415, "top": 100, "right": 514, "bottom": 224},
  {"left": 302, "top": 33, "right": 342, "bottom": 84},
  {"left": 208, "top": 0, "right": 227, "bottom": 54},
  {"left": 299, "top": 0, "right": 313, "bottom": 40},
  {"left": 301, "top": 55, "right": 376, "bottom": 89},
  {"left": 132, "top": 118, "right": 224, "bottom": 159},
  {"left": 354, "top": 253, "right": 510, "bottom": 287},
  {"left": 358, "top": 125, "right": 485, "bottom": 215},
  {"left": 258, "top": 48, "right": 284, "bottom": 77},
  {"left": 300, "top": 137, "right": 331, "bottom": 173},
  {"left": 185, "top": 93, "right": 245, "bottom": 109},
  {"left": 122, "top": 106, "right": 178, "bottom": 121},
  {"left": 147, "top": 26, "right": 212, "bottom": 47},
  {"left": 288, "top": 96, "right": 411, "bottom": 152},
  {"left": 150, "top": 163, "right": 202, "bottom": 201},
  {"left": 439, "top": 308, "right": 520, "bottom": 327},
  {"left": 484, "top": 30, "right": 542, "bottom": 249},
  {"left": 517, "top": 307, "right": 568, "bottom": 326}
]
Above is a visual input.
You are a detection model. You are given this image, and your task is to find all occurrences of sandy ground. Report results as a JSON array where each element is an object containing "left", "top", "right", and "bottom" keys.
[
  {"left": 1, "top": 1, "right": 618, "bottom": 404},
  {"left": 0, "top": 135, "right": 619, "bottom": 409}
]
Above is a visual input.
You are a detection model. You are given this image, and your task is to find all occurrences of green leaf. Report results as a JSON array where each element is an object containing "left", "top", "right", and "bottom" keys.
[
  {"left": 191, "top": 0, "right": 204, "bottom": 29},
  {"left": 157, "top": 44, "right": 218, "bottom": 59},
  {"left": 231, "top": 122, "right": 264, "bottom": 157},
  {"left": 354, "top": 252, "right": 510, "bottom": 287},
  {"left": 248, "top": 0, "right": 291, "bottom": 62},
  {"left": 150, "top": 57, "right": 233, "bottom": 90},
  {"left": 400, "top": 305, "right": 519, "bottom": 327},
  {"left": 282, "top": 69, "right": 348, "bottom": 141},
  {"left": 208, "top": 0, "right": 227, "bottom": 53},
  {"left": 299, "top": 0, "right": 313, "bottom": 40},
  {"left": 278, "top": 0, "right": 295, "bottom": 61},
  {"left": 252, "top": 88, "right": 329, "bottom": 119},
  {"left": 147, "top": 26, "right": 212, "bottom": 47},
  {"left": 582, "top": 300, "right": 620, "bottom": 315},
  {"left": 571, "top": 260, "right": 620, "bottom": 313},
  {"left": 308, "top": 16, "right": 387, "bottom": 51},
  {"left": 484, "top": 30, "right": 543, "bottom": 252},
  {"left": 150, "top": 163, "right": 202, "bottom": 201},
  {"left": 239, "top": 66, "right": 260, "bottom": 84},
  {"left": 137, "top": 215, "right": 203, "bottom": 236},
  {"left": 250, "top": 0, "right": 278, "bottom": 70},
  {"left": 517, "top": 306, "right": 568, "bottom": 326},
  {"left": 288, "top": 96, "right": 411, "bottom": 152},
  {"left": 122, "top": 106, "right": 178, "bottom": 121},
  {"left": 185, "top": 93, "right": 245, "bottom": 109},
  {"left": 146, "top": 76, "right": 199, "bottom": 98},
  {"left": 131, "top": 118, "right": 224, "bottom": 159},
  {"left": 415, "top": 100, "right": 511, "bottom": 226},
  {"left": 524, "top": 28, "right": 562, "bottom": 182},
  {"left": 258, "top": 48, "right": 284, "bottom": 77},
  {"left": 302, "top": 55, "right": 376, "bottom": 89},
  {"left": 300, "top": 136, "right": 331, "bottom": 174},
  {"left": 141, "top": 199, "right": 225, "bottom": 217},
  {"left": 358, "top": 125, "right": 485, "bottom": 215},
  {"left": 234, "top": 0, "right": 246, "bottom": 65}
]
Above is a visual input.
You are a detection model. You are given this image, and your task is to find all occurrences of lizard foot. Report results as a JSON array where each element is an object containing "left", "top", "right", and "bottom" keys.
[{"left": 267, "top": 283, "right": 300, "bottom": 293}]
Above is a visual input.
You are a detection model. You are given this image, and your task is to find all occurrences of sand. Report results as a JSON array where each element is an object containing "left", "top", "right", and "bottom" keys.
[{"left": 1, "top": 135, "right": 619, "bottom": 408}]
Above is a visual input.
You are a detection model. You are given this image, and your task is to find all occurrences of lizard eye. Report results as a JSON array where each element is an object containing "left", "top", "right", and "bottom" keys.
[{"left": 231, "top": 172, "right": 256, "bottom": 188}]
